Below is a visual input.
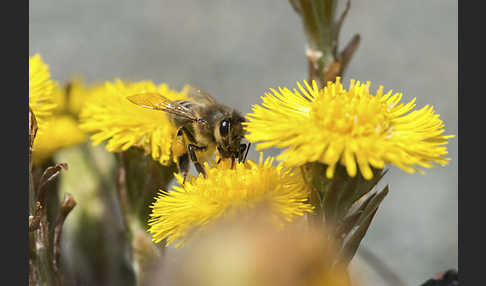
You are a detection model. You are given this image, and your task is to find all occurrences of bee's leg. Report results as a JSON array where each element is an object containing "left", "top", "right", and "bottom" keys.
[
  {"left": 173, "top": 127, "right": 190, "bottom": 183},
  {"left": 178, "top": 153, "right": 190, "bottom": 184},
  {"left": 243, "top": 142, "right": 251, "bottom": 163},
  {"left": 237, "top": 144, "right": 247, "bottom": 162},
  {"left": 216, "top": 146, "right": 223, "bottom": 164},
  {"left": 187, "top": 144, "right": 208, "bottom": 178}
]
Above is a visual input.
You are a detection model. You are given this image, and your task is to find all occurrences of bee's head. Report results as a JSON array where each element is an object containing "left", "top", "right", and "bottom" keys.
[{"left": 215, "top": 111, "right": 247, "bottom": 161}]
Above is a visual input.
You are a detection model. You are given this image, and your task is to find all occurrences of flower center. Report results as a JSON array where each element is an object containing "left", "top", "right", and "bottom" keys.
[{"left": 312, "top": 92, "right": 391, "bottom": 138}]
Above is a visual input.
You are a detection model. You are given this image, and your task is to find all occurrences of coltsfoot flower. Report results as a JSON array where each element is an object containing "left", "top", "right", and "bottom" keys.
[
  {"left": 29, "top": 54, "right": 56, "bottom": 130},
  {"left": 32, "top": 80, "right": 95, "bottom": 165},
  {"left": 147, "top": 155, "right": 314, "bottom": 247},
  {"left": 245, "top": 78, "right": 453, "bottom": 180},
  {"left": 79, "top": 79, "right": 188, "bottom": 165},
  {"left": 33, "top": 115, "right": 87, "bottom": 165}
]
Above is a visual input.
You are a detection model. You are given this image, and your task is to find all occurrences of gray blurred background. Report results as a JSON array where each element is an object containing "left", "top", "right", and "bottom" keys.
[{"left": 30, "top": 0, "right": 457, "bottom": 285}]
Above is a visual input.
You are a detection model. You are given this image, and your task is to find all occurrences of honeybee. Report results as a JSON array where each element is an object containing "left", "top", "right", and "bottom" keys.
[{"left": 127, "top": 86, "right": 250, "bottom": 182}]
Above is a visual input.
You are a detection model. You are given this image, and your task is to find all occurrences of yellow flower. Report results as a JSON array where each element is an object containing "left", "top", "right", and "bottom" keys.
[
  {"left": 147, "top": 155, "right": 314, "bottom": 247},
  {"left": 29, "top": 54, "right": 56, "bottom": 130},
  {"left": 245, "top": 77, "right": 454, "bottom": 180},
  {"left": 79, "top": 79, "right": 188, "bottom": 165},
  {"left": 33, "top": 115, "right": 87, "bottom": 166},
  {"left": 31, "top": 79, "right": 98, "bottom": 165},
  {"left": 52, "top": 78, "right": 106, "bottom": 117},
  {"left": 51, "top": 78, "right": 107, "bottom": 119}
]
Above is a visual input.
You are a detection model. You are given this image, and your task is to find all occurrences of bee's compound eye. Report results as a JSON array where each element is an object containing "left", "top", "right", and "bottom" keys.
[{"left": 219, "top": 119, "right": 231, "bottom": 137}]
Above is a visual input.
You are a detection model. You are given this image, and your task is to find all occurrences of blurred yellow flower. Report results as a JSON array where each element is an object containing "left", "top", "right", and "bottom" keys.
[
  {"left": 245, "top": 77, "right": 454, "bottom": 180},
  {"left": 31, "top": 79, "right": 100, "bottom": 165},
  {"left": 29, "top": 54, "right": 56, "bottom": 130},
  {"left": 33, "top": 115, "right": 87, "bottom": 166},
  {"left": 147, "top": 155, "right": 314, "bottom": 247},
  {"left": 146, "top": 219, "right": 352, "bottom": 286},
  {"left": 52, "top": 78, "right": 106, "bottom": 117},
  {"left": 79, "top": 79, "right": 188, "bottom": 165}
]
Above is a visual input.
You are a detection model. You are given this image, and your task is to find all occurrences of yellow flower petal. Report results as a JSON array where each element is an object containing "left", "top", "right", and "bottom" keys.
[{"left": 29, "top": 54, "right": 56, "bottom": 131}]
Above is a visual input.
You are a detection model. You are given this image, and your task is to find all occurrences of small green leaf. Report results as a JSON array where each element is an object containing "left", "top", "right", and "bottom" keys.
[
  {"left": 338, "top": 185, "right": 389, "bottom": 266},
  {"left": 336, "top": 192, "right": 376, "bottom": 239}
]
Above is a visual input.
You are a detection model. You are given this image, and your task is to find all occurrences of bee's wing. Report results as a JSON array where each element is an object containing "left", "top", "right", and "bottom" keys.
[
  {"left": 185, "top": 84, "right": 218, "bottom": 104},
  {"left": 127, "top": 93, "right": 201, "bottom": 122}
]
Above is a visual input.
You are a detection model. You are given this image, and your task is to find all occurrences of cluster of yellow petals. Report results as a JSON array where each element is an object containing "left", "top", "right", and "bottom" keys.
[
  {"left": 51, "top": 78, "right": 105, "bottom": 117},
  {"left": 79, "top": 79, "right": 188, "bottom": 165},
  {"left": 147, "top": 155, "right": 314, "bottom": 247},
  {"left": 245, "top": 78, "right": 453, "bottom": 180},
  {"left": 32, "top": 79, "right": 96, "bottom": 165},
  {"left": 29, "top": 54, "right": 56, "bottom": 131},
  {"left": 33, "top": 115, "right": 87, "bottom": 165}
]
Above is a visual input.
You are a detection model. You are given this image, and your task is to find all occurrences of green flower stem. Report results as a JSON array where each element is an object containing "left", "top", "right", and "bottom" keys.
[
  {"left": 29, "top": 169, "right": 68, "bottom": 286},
  {"left": 71, "top": 144, "right": 136, "bottom": 285},
  {"left": 300, "top": 0, "right": 336, "bottom": 70},
  {"left": 74, "top": 144, "right": 165, "bottom": 286},
  {"left": 290, "top": 0, "right": 360, "bottom": 87},
  {"left": 35, "top": 216, "right": 57, "bottom": 286},
  {"left": 117, "top": 148, "right": 176, "bottom": 285},
  {"left": 118, "top": 148, "right": 177, "bottom": 225},
  {"left": 29, "top": 110, "right": 58, "bottom": 286},
  {"left": 302, "top": 162, "right": 389, "bottom": 266},
  {"left": 29, "top": 109, "right": 37, "bottom": 215}
]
